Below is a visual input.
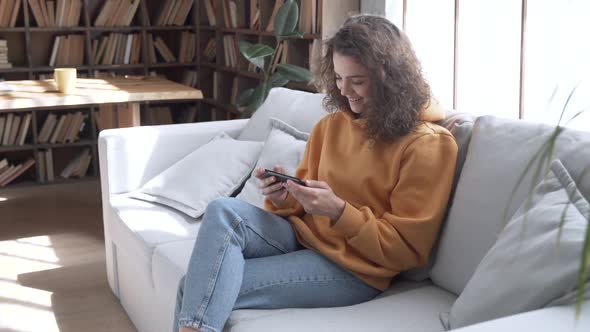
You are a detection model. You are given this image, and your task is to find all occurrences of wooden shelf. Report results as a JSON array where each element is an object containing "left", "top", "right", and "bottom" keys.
[
  {"left": 0, "top": 67, "right": 31, "bottom": 73},
  {"left": 0, "top": 27, "right": 27, "bottom": 32},
  {"left": 36, "top": 140, "right": 96, "bottom": 150},
  {"left": 0, "top": 145, "right": 36, "bottom": 153},
  {"left": 145, "top": 26, "right": 196, "bottom": 31},
  {"left": 89, "top": 26, "right": 143, "bottom": 32},
  {"left": 148, "top": 62, "right": 196, "bottom": 69},
  {"left": 29, "top": 27, "right": 87, "bottom": 32}
]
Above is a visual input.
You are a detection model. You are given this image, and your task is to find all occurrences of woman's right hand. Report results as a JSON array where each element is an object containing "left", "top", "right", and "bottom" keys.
[{"left": 254, "top": 165, "right": 289, "bottom": 204}]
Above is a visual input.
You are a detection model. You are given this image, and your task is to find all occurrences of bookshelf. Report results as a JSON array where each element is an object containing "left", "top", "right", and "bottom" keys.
[{"left": 0, "top": 0, "right": 359, "bottom": 188}]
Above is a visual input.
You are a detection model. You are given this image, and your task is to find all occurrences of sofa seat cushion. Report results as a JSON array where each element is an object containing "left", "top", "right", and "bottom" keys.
[
  {"left": 108, "top": 194, "right": 202, "bottom": 266},
  {"left": 152, "top": 236, "right": 454, "bottom": 332},
  {"left": 226, "top": 285, "right": 455, "bottom": 332}
]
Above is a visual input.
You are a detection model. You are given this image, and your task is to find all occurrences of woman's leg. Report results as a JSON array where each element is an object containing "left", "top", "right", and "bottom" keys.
[
  {"left": 174, "top": 197, "right": 303, "bottom": 332},
  {"left": 234, "top": 249, "right": 381, "bottom": 310}
]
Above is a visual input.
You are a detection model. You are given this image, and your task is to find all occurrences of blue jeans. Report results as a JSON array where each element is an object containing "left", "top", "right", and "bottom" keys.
[{"left": 174, "top": 197, "right": 381, "bottom": 332}]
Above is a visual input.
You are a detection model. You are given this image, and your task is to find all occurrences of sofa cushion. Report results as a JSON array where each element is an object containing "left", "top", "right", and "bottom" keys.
[
  {"left": 129, "top": 133, "right": 263, "bottom": 218},
  {"left": 237, "top": 118, "right": 309, "bottom": 208},
  {"left": 237, "top": 87, "right": 326, "bottom": 142},
  {"left": 402, "top": 111, "right": 476, "bottom": 281},
  {"left": 150, "top": 238, "right": 454, "bottom": 332},
  {"left": 225, "top": 285, "right": 455, "bottom": 332},
  {"left": 431, "top": 116, "right": 590, "bottom": 295},
  {"left": 442, "top": 159, "right": 590, "bottom": 329},
  {"left": 108, "top": 194, "right": 202, "bottom": 266}
]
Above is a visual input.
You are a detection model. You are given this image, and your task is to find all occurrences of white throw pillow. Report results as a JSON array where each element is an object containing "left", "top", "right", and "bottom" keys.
[
  {"left": 237, "top": 87, "right": 326, "bottom": 142},
  {"left": 129, "top": 133, "right": 263, "bottom": 218},
  {"left": 236, "top": 118, "right": 309, "bottom": 208},
  {"left": 440, "top": 159, "right": 590, "bottom": 330}
]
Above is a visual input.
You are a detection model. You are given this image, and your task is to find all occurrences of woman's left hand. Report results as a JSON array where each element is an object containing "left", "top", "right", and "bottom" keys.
[{"left": 285, "top": 179, "right": 346, "bottom": 222}]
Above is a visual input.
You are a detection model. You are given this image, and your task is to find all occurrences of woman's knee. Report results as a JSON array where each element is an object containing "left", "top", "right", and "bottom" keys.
[{"left": 205, "top": 197, "right": 243, "bottom": 215}]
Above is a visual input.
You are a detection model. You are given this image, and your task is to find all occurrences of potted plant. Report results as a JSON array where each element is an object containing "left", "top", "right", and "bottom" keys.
[{"left": 236, "top": 0, "right": 313, "bottom": 117}]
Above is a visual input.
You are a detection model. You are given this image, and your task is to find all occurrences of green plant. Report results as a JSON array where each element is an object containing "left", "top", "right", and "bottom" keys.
[
  {"left": 504, "top": 84, "right": 590, "bottom": 318},
  {"left": 236, "top": 0, "right": 313, "bottom": 117}
]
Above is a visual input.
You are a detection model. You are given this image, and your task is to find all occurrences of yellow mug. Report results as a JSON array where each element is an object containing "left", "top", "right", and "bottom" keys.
[{"left": 54, "top": 68, "right": 77, "bottom": 94}]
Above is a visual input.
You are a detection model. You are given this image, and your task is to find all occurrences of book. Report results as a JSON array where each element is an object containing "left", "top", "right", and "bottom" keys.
[
  {"left": 49, "top": 113, "right": 66, "bottom": 144},
  {"left": 204, "top": 0, "right": 216, "bottom": 26},
  {"left": 265, "top": 0, "right": 283, "bottom": 32},
  {"left": 38, "top": 113, "right": 56, "bottom": 143},
  {"left": 0, "top": 116, "right": 4, "bottom": 141},
  {"left": 37, "top": 150, "right": 46, "bottom": 182},
  {"left": 45, "top": 149, "right": 54, "bottom": 181},
  {"left": 0, "top": 165, "right": 17, "bottom": 185},
  {"left": 2, "top": 113, "right": 13, "bottom": 145},
  {"left": 9, "top": 0, "right": 21, "bottom": 27},
  {"left": 7, "top": 114, "right": 21, "bottom": 145},
  {"left": 0, "top": 157, "right": 35, "bottom": 187},
  {"left": 60, "top": 148, "right": 89, "bottom": 178}
]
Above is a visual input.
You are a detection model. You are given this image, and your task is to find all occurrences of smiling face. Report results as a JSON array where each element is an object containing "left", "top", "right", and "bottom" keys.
[{"left": 333, "top": 52, "right": 371, "bottom": 115}]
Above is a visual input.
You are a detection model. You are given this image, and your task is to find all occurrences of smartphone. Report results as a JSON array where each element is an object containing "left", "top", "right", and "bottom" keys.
[{"left": 262, "top": 169, "right": 307, "bottom": 186}]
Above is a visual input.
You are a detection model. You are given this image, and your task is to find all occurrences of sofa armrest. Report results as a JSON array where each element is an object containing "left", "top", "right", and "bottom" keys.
[
  {"left": 98, "top": 119, "right": 249, "bottom": 196},
  {"left": 451, "top": 301, "right": 590, "bottom": 332}
]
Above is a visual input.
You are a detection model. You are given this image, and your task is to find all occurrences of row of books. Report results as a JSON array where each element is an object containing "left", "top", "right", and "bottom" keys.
[
  {"left": 94, "top": 0, "right": 140, "bottom": 27},
  {"left": 0, "top": 0, "right": 21, "bottom": 28},
  {"left": 152, "top": 36, "right": 176, "bottom": 63},
  {"left": 28, "top": 0, "right": 82, "bottom": 27},
  {"left": 0, "top": 113, "right": 32, "bottom": 146},
  {"left": 178, "top": 32, "right": 196, "bottom": 63},
  {"left": 92, "top": 33, "right": 142, "bottom": 66},
  {"left": 60, "top": 147, "right": 92, "bottom": 179},
  {"left": 0, "top": 40, "right": 11, "bottom": 69},
  {"left": 154, "top": 0, "right": 194, "bottom": 26},
  {"left": 49, "top": 34, "right": 85, "bottom": 67},
  {"left": 0, "top": 157, "right": 35, "bottom": 187},
  {"left": 37, "top": 149, "right": 54, "bottom": 182},
  {"left": 299, "top": 0, "right": 322, "bottom": 34},
  {"left": 203, "top": 0, "right": 258, "bottom": 30},
  {"left": 222, "top": 35, "right": 239, "bottom": 68},
  {"left": 181, "top": 70, "right": 198, "bottom": 88},
  {"left": 37, "top": 112, "right": 87, "bottom": 144}
]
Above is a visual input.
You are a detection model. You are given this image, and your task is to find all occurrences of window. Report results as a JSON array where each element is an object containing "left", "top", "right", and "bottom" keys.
[{"left": 371, "top": 0, "right": 589, "bottom": 130}]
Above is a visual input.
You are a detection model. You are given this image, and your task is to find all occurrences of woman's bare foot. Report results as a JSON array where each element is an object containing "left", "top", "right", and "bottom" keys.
[{"left": 179, "top": 326, "right": 201, "bottom": 332}]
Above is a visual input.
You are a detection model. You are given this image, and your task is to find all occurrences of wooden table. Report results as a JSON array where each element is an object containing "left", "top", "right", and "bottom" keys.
[{"left": 0, "top": 77, "right": 203, "bottom": 128}]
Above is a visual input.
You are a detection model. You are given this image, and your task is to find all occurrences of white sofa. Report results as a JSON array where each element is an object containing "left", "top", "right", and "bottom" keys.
[{"left": 98, "top": 88, "right": 590, "bottom": 332}]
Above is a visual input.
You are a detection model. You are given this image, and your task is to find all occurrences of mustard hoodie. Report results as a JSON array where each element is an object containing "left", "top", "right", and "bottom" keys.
[{"left": 265, "top": 103, "right": 458, "bottom": 290}]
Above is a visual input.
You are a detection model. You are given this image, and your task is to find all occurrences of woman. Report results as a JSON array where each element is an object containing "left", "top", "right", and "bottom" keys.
[{"left": 174, "top": 14, "right": 458, "bottom": 332}]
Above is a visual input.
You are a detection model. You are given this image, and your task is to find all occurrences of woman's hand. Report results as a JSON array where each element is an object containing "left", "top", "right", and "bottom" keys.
[
  {"left": 254, "top": 166, "right": 289, "bottom": 205},
  {"left": 285, "top": 179, "right": 346, "bottom": 222}
]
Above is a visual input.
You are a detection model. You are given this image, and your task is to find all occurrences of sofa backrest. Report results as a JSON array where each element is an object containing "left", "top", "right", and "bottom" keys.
[
  {"left": 237, "top": 87, "right": 327, "bottom": 141},
  {"left": 401, "top": 111, "right": 476, "bottom": 281},
  {"left": 430, "top": 116, "right": 590, "bottom": 295}
]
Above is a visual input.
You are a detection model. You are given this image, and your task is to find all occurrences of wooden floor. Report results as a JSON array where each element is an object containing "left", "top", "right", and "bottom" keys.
[{"left": 0, "top": 180, "right": 137, "bottom": 332}]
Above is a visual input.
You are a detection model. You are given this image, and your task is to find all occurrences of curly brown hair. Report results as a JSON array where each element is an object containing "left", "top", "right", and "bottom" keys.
[{"left": 315, "top": 15, "right": 431, "bottom": 142}]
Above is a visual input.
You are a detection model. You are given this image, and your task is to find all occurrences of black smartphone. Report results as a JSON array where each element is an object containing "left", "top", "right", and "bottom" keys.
[{"left": 262, "top": 169, "right": 307, "bottom": 186}]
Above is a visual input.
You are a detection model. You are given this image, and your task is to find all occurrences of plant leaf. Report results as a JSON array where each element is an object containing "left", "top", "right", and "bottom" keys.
[
  {"left": 274, "top": 0, "right": 298, "bottom": 37},
  {"left": 236, "top": 88, "right": 255, "bottom": 106},
  {"left": 576, "top": 214, "right": 590, "bottom": 318},
  {"left": 241, "top": 82, "right": 271, "bottom": 118},
  {"left": 238, "top": 41, "right": 273, "bottom": 69},
  {"left": 270, "top": 72, "right": 289, "bottom": 87},
  {"left": 276, "top": 64, "right": 312, "bottom": 82}
]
